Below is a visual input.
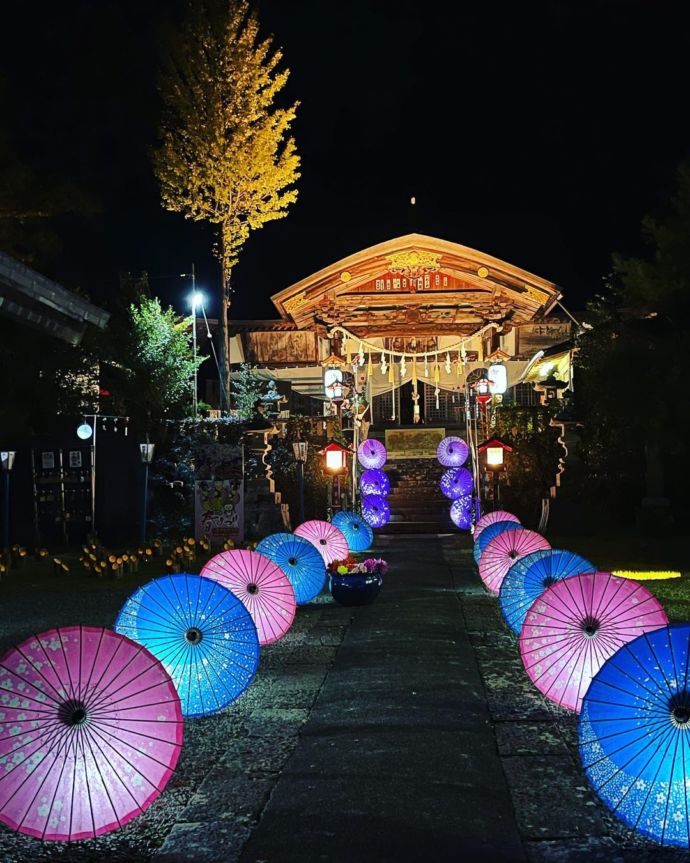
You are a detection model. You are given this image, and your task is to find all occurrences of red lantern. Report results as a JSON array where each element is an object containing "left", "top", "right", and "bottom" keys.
[
  {"left": 319, "top": 441, "right": 352, "bottom": 474},
  {"left": 478, "top": 438, "right": 513, "bottom": 472}
]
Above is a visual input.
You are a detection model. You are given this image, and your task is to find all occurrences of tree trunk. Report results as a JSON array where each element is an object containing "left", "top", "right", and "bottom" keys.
[{"left": 219, "top": 230, "right": 232, "bottom": 412}]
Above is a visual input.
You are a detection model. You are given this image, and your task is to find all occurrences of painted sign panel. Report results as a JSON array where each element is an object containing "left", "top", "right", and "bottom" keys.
[
  {"left": 349, "top": 271, "right": 471, "bottom": 294},
  {"left": 517, "top": 322, "right": 571, "bottom": 356},
  {"left": 193, "top": 444, "right": 244, "bottom": 544},
  {"left": 245, "top": 330, "right": 319, "bottom": 365},
  {"left": 385, "top": 427, "right": 445, "bottom": 459}
]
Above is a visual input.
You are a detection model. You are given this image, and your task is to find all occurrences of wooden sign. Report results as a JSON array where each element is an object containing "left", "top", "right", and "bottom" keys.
[
  {"left": 517, "top": 322, "right": 571, "bottom": 356},
  {"left": 245, "top": 331, "right": 319, "bottom": 365},
  {"left": 348, "top": 271, "right": 470, "bottom": 294},
  {"left": 385, "top": 428, "right": 445, "bottom": 460}
]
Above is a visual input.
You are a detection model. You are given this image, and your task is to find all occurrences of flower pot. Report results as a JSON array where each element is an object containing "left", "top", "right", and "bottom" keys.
[{"left": 329, "top": 572, "right": 383, "bottom": 606}]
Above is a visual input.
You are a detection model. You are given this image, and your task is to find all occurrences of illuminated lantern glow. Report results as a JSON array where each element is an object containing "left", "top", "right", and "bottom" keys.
[
  {"left": 486, "top": 446, "right": 504, "bottom": 469},
  {"left": 77, "top": 422, "right": 93, "bottom": 440},
  {"left": 319, "top": 441, "right": 352, "bottom": 474},
  {"left": 488, "top": 363, "right": 507, "bottom": 395},
  {"left": 324, "top": 368, "right": 344, "bottom": 400}
]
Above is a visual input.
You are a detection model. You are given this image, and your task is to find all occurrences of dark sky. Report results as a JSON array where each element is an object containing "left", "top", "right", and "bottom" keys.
[{"left": 2, "top": 0, "right": 689, "bottom": 318}]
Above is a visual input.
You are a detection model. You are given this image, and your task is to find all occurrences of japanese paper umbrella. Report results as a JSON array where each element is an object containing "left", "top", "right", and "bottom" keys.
[
  {"left": 361, "top": 494, "right": 391, "bottom": 528},
  {"left": 479, "top": 528, "right": 551, "bottom": 595},
  {"left": 115, "top": 573, "right": 259, "bottom": 717},
  {"left": 359, "top": 468, "right": 391, "bottom": 496},
  {"left": 436, "top": 435, "right": 469, "bottom": 467},
  {"left": 200, "top": 550, "right": 296, "bottom": 645},
  {"left": 474, "top": 510, "right": 520, "bottom": 541},
  {"left": 0, "top": 626, "right": 182, "bottom": 840},
  {"left": 332, "top": 510, "right": 374, "bottom": 553},
  {"left": 579, "top": 624, "right": 690, "bottom": 847},
  {"left": 357, "top": 438, "right": 387, "bottom": 470},
  {"left": 473, "top": 520, "right": 523, "bottom": 565},
  {"left": 520, "top": 571, "right": 668, "bottom": 713},
  {"left": 294, "top": 519, "right": 349, "bottom": 565},
  {"left": 499, "top": 549, "right": 597, "bottom": 635},
  {"left": 255, "top": 533, "right": 326, "bottom": 604}
]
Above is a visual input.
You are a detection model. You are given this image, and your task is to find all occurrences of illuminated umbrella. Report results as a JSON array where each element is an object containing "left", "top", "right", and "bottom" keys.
[
  {"left": 520, "top": 571, "right": 668, "bottom": 713},
  {"left": 473, "top": 519, "right": 523, "bottom": 565},
  {"left": 294, "top": 519, "right": 349, "bottom": 565},
  {"left": 580, "top": 624, "right": 690, "bottom": 847},
  {"left": 0, "top": 626, "right": 182, "bottom": 840},
  {"left": 361, "top": 494, "right": 391, "bottom": 528},
  {"left": 479, "top": 528, "right": 551, "bottom": 595},
  {"left": 440, "top": 467, "right": 473, "bottom": 500},
  {"left": 255, "top": 533, "right": 326, "bottom": 604},
  {"left": 200, "top": 549, "right": 296, "bottom": 645},
  {"left": 450, "top": 497, "right": 472, "bottom": 529},
  {"left": 357, "top": 438, "right": 387, "bottom": 470},
  {"left": 115, "top": 573, "right": 259, "bottom": 717},
  {"left": 332, "top": 510, "right": 374, "bottom": 553},
  {"left": 499, "top": 549, "right": 597, "bottom": 635},
  {"left": 436, "top": 435, "right": 469, "bottom": 467},
  {"left": 474, "top": 510, "right": 520, "bottom": 540},
  {"left": 359, "top": 468, "right": 390, "bottom": 496}
]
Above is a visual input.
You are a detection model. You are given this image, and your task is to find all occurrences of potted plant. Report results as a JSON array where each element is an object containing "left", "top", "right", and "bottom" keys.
[{"left": 327, "top": 555, "right": 387, "bottom": 606}]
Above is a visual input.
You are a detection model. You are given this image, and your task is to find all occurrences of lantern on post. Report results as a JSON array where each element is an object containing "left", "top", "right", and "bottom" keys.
[
  {"left": 472, "top": 374, "right": 492, "bottom": 410},
  {"left": 478, "top": 438, "right": 513, "bottom": 508},
  {"left": 319, "top": 440, "right": 353, "bottom": 515}
]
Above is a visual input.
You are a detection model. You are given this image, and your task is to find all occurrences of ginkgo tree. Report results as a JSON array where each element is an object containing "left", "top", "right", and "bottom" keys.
[{"left": 154, "top": 0, "right": 300, "bottom": 409}]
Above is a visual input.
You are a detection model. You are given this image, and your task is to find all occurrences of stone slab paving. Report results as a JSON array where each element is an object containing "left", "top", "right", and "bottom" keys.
[
  {"left": 238, "top": 534, "right": 524, "bottom": 863},
  {"left": 0, "top": 583, "right": 350, "bottom": 863},
  {"left": 441, "top": 538, "right": 690, "bottom": 863}
]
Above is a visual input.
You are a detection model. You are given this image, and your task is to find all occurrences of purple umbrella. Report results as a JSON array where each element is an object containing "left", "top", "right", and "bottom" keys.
[
  {"left": 437, "top": 436, "right": 469, "bottom": 467},
  {"left": 359, "top": 468, "right": 390, "bottom": 496},
  {"left": 440, "top": 467, "right": 473, "bottom": 500},
  {"left": 357, "top": 439, "right": 387, "bottom": 470}
]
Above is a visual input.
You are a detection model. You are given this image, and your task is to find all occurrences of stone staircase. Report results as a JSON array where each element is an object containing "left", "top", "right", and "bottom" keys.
[{"left": 382, "top": 458, "right": 452, "bottom": 534}]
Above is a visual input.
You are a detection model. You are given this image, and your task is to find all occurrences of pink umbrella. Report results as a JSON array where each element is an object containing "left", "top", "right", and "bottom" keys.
[
  {"left": 479, "top": 528, "right": 550, "bottom": 595},
  {"left": 0, "top": 626, "right": 182, "bottom": 841},
  {"left": 294, "top": 520, "right": 349, "bottom": 565},
  {"left": 200, "top": 549, "right": 296, "bottom": 645},
  {"left": 520, "top": 572, "right": 669, "bottom": 713},
  {"left": 474, "top": 510, "right": 520, "bottom": 541}
]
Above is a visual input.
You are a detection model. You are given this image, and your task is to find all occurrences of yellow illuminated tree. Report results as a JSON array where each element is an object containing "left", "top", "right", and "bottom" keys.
[{"left": 153, "top": 0, "right": 300, "bottom": 408}]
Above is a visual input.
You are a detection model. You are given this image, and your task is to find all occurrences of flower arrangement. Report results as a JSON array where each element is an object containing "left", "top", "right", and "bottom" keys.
[{"left": 327, "top": 556, "right": 388, "bottom": 576}]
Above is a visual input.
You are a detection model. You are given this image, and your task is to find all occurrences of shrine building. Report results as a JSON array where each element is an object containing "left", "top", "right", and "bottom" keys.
[{"left": 228, "top": 234, "right": 573, "bottom": 428}]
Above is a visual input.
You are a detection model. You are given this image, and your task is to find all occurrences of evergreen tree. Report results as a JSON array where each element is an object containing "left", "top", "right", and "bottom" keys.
[
  {"left": 153, "top": 0, "right": 300, "bottom": 409},
  {"left": 232, "top": 362, "right": 270, "bottom": 420}
]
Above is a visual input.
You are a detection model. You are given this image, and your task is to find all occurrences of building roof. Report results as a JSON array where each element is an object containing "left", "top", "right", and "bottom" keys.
[
  {"left": 271, "top": 233, "right": 562, "bottom": 337},
  {"left": 0, "top": 252, "right": 110, "bottom": 345}
]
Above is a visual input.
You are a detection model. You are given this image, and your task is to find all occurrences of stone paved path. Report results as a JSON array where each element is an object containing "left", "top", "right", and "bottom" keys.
[{"left": 237, "top": 534, "right": 524, "bottom": 863}]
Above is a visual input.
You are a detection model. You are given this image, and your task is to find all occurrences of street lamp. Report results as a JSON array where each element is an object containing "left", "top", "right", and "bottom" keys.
[
  {"left": 181, "top": 264, "right": 205, "bottom": 419},
  {"left": 1, "top": 451, "right": 16, "bottom": 552},
  {"left": 478, "top": 437, "right": 513, "bottom": 508},
  {"left": 139, "top": 443, "right": 155, "bottom": 544},
  {"left": 292, "top": 440, "right": 308, "bottom": 526}
]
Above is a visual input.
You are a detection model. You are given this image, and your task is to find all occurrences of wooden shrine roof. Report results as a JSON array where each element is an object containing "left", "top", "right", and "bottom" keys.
[{"left": 271, "top": 234, "right": 561, "bottom": 337}]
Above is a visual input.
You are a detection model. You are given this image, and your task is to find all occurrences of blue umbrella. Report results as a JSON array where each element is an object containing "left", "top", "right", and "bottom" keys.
[
  {"left": 114, "top": 573, "right": 259, "bottom": 718},
  {"left": 579, "top": 624, "right": 690, "bottom": 847},
  {"left": 332, "top": 510, "right": 374, "bottom": 553},
  {"left": 499, "top": 549, "right": 596, "bottom": 634},
  {"left": 473, "top": 520, "right": 520, "bottom": 565},
  {"left": 255, "top": 533, "right": 326, "bottom": 604}
]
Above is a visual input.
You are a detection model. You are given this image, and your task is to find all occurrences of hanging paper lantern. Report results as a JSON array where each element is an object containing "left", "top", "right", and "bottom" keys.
[
  {"left": 359, "top": 468, "right": 390, "bottom": 496},
  {"left": 450, "top": 498, "right": 472, "bottom": 529},
  {"left": 357, "top": 438, "right": 387, "bottom": 469},
  {"left": 437, "top": 435, "right": 469, "bottom": 467},
  {"left": 361, "top": 494, "right": 391, "bottom": 528},
  {"left": 440, "top": 467, "right": 473, "bottom": 500}
]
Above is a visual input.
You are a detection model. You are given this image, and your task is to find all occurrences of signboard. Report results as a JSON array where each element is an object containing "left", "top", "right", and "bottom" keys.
[
  {"left": 350, "top": 270, "right": 471, "bottom": 294},
  {"left": 41, "top": 451, "right": 55, "bottom": 470},
  {"left": 193, "top": 443, "right": 244, "bottom": 544},
  {"left": 517, "top": 322, "right": 571, "bottom": 356},
  {"left": 245, "top": 330, "right": 319, "bottom": 365},
  {"left": 385, "top": 428, "right": 445, "bottom": 459}
]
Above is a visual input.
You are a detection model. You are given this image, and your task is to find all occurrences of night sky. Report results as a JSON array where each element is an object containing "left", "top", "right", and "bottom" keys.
[{"left": 2, "top": 0, "right": 688, "bottom": 319}]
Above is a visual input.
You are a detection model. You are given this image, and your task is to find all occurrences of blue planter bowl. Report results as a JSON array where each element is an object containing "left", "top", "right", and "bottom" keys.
[{"left": 329, "top": 572, "right": 383, "bottom": 606}]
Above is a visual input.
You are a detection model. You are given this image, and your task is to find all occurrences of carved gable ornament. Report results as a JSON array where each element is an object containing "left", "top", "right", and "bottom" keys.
[{"left": 386, "top": 249, "right": 441, "bottom": 276}]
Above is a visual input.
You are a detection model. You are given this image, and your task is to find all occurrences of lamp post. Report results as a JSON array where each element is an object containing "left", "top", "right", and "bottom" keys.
[
  {"left": 292, "top": 440, "right": 308, "bottom": 526},
  {"left": 181, "top": 264, "right": 205, "bottom": 419},
  {"left": 1, "top": 451, "right": 16, "bottom": 552},
  {"left": 478, "top": 438, "right": 513, "bottom": 510},
  {"left": 139, "top": 443, "right": 155, "bottom": 544},
  {"left": 319, "top": 440, "right": 352, "bottom": 517}
]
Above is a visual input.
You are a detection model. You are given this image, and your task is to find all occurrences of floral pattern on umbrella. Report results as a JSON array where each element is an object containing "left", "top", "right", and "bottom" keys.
[
  {"left": 200, "top": 549, "right": 296, "bottom": 645},
  {"left": 255, "top": 533, "right": 326, "bottom": 605},
  {"left": 294, "top": 520, "right": 349, "bottom": 565},
  {"left": 0, "top": 626, "right": 182, "bottom": 840},
  {"left": 521, "top": 571, "right": 668, "bottom": 712},
  {"left": 479, "top": 528, "right": 551, "bottom": 595},
  {"left": 473, "top": 510, "right": 520, "bottom": 541}
]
